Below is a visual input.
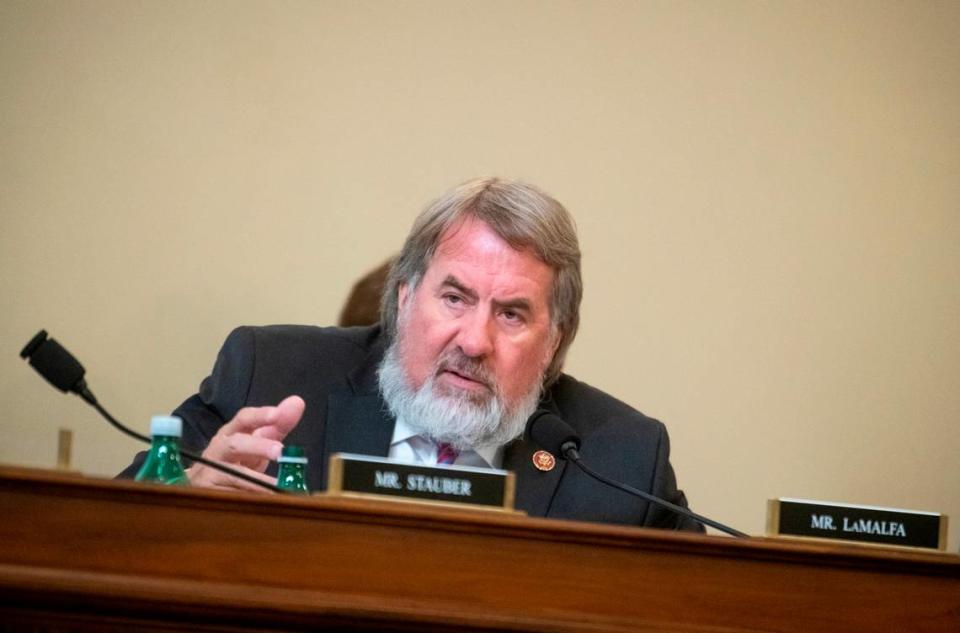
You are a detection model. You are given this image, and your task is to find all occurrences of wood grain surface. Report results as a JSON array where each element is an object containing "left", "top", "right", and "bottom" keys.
[{"left": 0, "top": 466, "right": 957, "bottom": 632}]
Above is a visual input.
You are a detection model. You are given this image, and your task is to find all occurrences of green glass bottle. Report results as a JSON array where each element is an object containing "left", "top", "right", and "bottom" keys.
[
  {"left": 276, "top": 445, "right": 309, "bottom": 494},
  {"left": 135, "top": 415, "right": 189, "bottom": 486}
]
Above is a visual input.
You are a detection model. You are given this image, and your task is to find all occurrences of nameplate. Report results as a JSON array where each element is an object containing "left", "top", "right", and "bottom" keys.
[
  {"left": 767, "top": 498, "right": 948, "bottom": 551},
  {"left": 326, "top": 453, "right": 516, "bottom": 512}
]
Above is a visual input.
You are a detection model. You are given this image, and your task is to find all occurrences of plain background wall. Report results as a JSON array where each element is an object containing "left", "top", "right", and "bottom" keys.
[{"left": 2, "top": 0, "right": 958, "bottom": 550}]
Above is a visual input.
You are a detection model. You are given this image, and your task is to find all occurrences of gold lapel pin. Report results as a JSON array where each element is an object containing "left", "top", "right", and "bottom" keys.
[{"left": 532, "top": 450, "right": 556, "bottom": 472}]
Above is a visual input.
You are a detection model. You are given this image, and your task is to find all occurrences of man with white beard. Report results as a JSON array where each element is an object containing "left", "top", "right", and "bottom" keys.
[{"left": 122, "top": 177, "right": 702, "bottom": 531}]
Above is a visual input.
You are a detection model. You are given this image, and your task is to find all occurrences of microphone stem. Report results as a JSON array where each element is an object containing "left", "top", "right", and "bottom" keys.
[
  {"left": 566, "top": 450, "right": 748, "bottom": 538},
  {"left": 84, "top": 391, "right": 151, "bottom": 444},
  {"left": 80, "top": 387, "right": 283, "bottom": 494}
]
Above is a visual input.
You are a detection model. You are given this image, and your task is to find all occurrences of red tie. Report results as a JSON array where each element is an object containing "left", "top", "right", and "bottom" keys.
[{"left": 436, "top": 442, "right": 459, "bottom": 465}]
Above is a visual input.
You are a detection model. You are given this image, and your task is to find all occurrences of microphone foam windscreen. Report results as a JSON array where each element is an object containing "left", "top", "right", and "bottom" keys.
[
  {"left": 29, "top": 338, "right": 86, "bottom": 392},
  {"left": 526, "top": 410, "right": 581, "bottom": 455}
]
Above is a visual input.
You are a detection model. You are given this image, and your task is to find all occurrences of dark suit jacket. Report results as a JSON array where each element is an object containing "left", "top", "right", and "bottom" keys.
[{"left": 121, "top": 325, "right": 703, "bottom": 531}]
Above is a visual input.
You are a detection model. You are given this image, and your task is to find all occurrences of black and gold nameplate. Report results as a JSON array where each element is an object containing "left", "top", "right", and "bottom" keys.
[
  {"left": 327, "top": 453, "right": 516, "bottom": 512},
  {"left": 767, "top": 498, "right": 948, "bottom": 551}
]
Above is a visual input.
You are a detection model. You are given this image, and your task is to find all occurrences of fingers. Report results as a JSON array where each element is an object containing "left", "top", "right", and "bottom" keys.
[
  {"left": 186, "top": 395, "right": 306, "bottom": 491},
  {"left": 225, "top": 395, "right": 305, "bottom": 439},
  {"left": 216, "top": 431, "right": 284, "bottom": 464},
  {"left": 227, "top": 404, "right": 284, "bottom": 435},
  {"left": 186, "top": 462, "right": 277, "bottom": 493},
  {"left": 253, "top": 395, "right": 305, "bottom": 442}
]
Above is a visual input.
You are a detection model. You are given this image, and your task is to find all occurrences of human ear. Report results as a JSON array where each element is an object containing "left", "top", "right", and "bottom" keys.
[
  {"left": 549, "top": 327, "right": 563, "bottom": 357},
  {"left": 547, "top": 328, "right": 563, "bottom": 366}
]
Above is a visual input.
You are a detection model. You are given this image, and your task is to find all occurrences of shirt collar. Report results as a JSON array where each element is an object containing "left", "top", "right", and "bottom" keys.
[
  {"left": 390, "top": 417, "right": 421, "bottom": 445},
  {"left": 390, "top": 417, "right": 503, "bottom": 469}
]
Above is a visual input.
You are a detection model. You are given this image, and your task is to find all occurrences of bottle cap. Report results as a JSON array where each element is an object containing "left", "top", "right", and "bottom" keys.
[
  {"left": 278, "top": 444, "right": 307, "bottom": 464},
  {"left": 150, "top": 415, "right": 183, "bottom": 438}
]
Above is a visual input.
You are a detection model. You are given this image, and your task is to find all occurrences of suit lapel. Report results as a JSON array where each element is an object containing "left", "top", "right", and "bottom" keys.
[
  {"left": 319, "top": 334, "right": 394, "bottom": 488},
  {"left": 320, "top": 392, "right": 394, "bottom": 488},
  {"left": 504, "top": 438, "right": 567, "bottom": 518}
]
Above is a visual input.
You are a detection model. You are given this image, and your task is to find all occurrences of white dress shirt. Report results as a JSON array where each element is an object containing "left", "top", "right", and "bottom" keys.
[{"left": 388, "top": 417, "right": 503, "bottom": 469}]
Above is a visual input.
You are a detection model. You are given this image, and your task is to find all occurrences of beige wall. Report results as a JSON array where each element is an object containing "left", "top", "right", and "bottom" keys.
[{"left": 2, "top": 1, "right": 958, "bottom": 549}]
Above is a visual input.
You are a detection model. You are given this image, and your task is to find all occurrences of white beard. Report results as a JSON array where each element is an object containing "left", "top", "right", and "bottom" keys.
[{"left": 377, "top": 335, "right": 543, "bottom": 452}]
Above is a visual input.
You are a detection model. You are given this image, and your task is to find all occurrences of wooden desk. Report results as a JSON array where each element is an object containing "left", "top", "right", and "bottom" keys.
[{"left": 0, "top": 466, "right": 957, "bottom": 632}]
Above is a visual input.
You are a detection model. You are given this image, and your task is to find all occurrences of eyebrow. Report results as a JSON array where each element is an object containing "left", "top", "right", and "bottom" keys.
[
  {"left": 440, "top": 275, "right": 478, "bottom": 302},
  {"left": 439, "top": 275, "right": 533, "bottom": 315}
]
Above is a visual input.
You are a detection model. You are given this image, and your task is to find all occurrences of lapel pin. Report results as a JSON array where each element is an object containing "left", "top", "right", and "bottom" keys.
[{"left": 532, "top": 450, "right": 556, "bottom": 472}]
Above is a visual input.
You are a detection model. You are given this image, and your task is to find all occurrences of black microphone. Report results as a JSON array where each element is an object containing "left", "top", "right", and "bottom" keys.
[
  {"left": 20, "top": 330, "right": 283, "bottom": 493},
  {"left": 21, "top": 330, "right": 89, "bottom": 395},
  {"left": 525, "top": 409, "right": 748, "bottom": 537}
]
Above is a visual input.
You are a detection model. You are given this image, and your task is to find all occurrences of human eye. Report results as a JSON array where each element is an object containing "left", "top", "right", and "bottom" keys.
[
  {"left": 500, "top": 308, "right": 525, "bottom": 325},
  {"left": 442, "top": 293, "right": 466, "bottom": 308}
]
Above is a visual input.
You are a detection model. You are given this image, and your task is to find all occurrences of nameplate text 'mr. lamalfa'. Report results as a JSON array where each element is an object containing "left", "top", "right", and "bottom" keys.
[
  {"left": 767, "top": 498, "right": 948, "bottom": 551},
  {"left": 326, "top": 453, "right": 516, "bottom": 512}
]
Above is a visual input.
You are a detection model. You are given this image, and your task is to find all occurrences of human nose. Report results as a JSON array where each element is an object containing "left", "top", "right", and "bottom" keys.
[{"left": 455, "top": 310, "right": 494, "bottom": 358}]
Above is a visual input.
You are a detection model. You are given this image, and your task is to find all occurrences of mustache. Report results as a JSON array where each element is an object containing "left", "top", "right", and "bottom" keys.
[{"left": 435, "top": 350, "right": 495, "bottom": 391}]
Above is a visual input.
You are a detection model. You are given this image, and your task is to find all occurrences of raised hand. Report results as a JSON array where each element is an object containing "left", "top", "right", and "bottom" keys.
[{"left": 186, "top": 395, "right": 305, "bottom": 492}]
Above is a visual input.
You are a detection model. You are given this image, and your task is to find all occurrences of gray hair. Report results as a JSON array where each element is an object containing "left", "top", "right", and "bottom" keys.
[{"left": 380, "top": 177, "right": 582, "bottom": 386}]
